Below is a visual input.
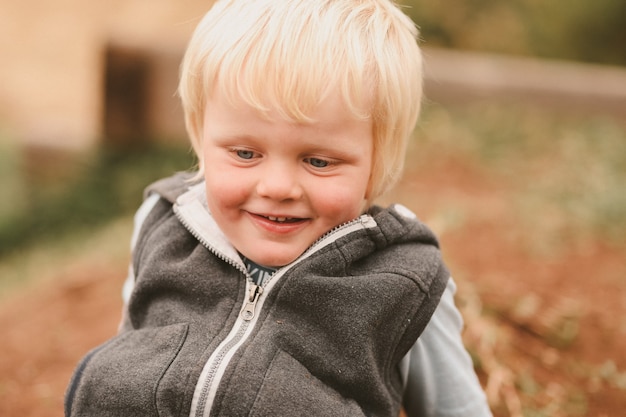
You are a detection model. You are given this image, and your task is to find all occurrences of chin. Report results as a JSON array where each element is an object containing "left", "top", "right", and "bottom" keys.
[{"left": 258, "top": 253, "right": 299, "bottom": 268}]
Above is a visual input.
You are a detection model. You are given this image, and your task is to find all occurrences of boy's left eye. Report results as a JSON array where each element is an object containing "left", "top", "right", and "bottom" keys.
[
  {"left": 306, "top": 157, "right": 329, "bottom": 168},
  {"left": 235, "top": 149, "right": 255, "bottom": 160}
]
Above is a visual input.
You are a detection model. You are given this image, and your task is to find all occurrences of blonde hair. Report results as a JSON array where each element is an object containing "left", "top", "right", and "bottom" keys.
[{"left": 179, "top": 0, "right": 423, "bottom": 201}]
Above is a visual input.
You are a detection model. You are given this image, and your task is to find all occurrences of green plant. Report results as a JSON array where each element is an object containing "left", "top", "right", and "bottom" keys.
[{"left": 0, "top": 142, "right": 195, "bottom": 258}]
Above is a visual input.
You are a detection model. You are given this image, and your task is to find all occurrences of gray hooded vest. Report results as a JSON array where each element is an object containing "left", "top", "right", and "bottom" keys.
[{"left": 65, "top": 173, "right": 449, "bottom": 417}]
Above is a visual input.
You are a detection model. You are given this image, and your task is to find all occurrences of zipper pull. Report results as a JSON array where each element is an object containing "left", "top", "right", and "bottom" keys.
[{"left": 241, "top": 283, "right": 264, "bottom": 321}]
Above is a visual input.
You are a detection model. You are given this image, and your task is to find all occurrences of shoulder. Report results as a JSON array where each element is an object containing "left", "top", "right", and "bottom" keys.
[
  {"left": 130, "top": 172, "right": 201, "bottom": 254},
  {"left": 367, "top": 204, "right": 439, "bottom": 246},
  {"left": 360, "top": 204, "right": 448, "bottom": 293},
  {"left": 143, "top": 171, "right": 201, "bottom": 203},
  {"left": 339, "top": 204, "right": 450, "bottom": 341}
]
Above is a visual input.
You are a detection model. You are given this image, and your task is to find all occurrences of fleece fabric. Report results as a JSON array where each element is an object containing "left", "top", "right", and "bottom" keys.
[{"left": 65, "top": 173, "right": 449, "bottom": 417}]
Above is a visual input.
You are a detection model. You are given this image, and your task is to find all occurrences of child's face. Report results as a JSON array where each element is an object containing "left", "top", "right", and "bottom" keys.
[{"left": 202, "top": 91, "right": 374, "bottom": 267}]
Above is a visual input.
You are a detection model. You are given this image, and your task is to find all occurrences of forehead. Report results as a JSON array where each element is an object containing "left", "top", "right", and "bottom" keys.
[{"left": 204, "top": 88, "right": 373, "bottom": 138}]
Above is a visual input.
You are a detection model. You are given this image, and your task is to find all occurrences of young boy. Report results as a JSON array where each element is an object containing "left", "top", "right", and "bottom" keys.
[{"left": 65, "top": 1, "right": 492, "bottom": 416}]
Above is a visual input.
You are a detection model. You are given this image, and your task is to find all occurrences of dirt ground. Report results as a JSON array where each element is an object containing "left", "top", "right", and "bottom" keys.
[{"left": 0, "top": 154, "right": 625, "bottom": 416}]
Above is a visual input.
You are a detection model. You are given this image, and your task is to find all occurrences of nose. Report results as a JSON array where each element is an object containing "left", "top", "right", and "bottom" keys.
[{"left": 255, "top": 160, "right": 303, "bottom": 201}]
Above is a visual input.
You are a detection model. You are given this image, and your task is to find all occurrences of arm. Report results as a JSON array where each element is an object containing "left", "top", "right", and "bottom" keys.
[{"left": 402, "top": 278, "right": 492, "bottom": 417}]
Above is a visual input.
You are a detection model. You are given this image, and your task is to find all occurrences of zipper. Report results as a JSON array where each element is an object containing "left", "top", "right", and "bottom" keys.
[
  {"left": 188, "top": 278, "right": 279, "bottom": 417},
  {"left": 298, "top": 214, "right": 375, "bottom": 260},
  {"left": 175, "top": 193, "right": 377, "bottom": 417},
  {"left": 241, "top": 283, "right": 263, "bottom": 321}
]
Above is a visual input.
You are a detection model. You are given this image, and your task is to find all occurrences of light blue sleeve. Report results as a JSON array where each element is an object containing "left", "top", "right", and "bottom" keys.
[
  {"left": 121, "top": 193, "right": 161, "bottom": 304},
  {"left": 118, "top": 193, "right": 161, "bottom": 332},
  {"left": 402, "top": 278, "right": 493, "bottom": 417}
]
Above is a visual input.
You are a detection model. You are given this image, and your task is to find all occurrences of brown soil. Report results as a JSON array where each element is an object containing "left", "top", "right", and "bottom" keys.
[{"left": 1, "top": 155, "right": 624, "bottom": 416}]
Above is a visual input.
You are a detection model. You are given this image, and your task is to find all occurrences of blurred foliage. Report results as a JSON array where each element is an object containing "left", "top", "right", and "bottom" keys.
[
  {"left": 0, "top": 134, "right": 25, "bottom": 226},
  {"left": 0, "top": 142, "right": 195, "bottom": 258},
  {"left": 413, "top": 102, "right": 626, "bottom": 250},
  {"left": 400, "top": 0, "right": 626, "bottom": 65}
]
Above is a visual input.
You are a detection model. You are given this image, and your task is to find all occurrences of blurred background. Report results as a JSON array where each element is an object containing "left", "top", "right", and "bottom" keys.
[{"left": 0, "top": 1, "right": 625, "bottom": 416}]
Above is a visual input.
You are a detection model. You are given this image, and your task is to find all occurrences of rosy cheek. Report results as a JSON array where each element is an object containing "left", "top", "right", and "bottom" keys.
[
  {"left": 206, "top": 177, "right": 248, "bottom": 208},
  {"left": 321, "top": 192, "right": 365, "bottom": 223}
]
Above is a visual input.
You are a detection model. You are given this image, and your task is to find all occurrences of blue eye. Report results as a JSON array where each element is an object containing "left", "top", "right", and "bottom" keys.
[
  {"left": 236, "top": 149, "right": 255, "bottom": 160},
  {"left": 307, "top": 158, "right": 329, "bottom": 168}
]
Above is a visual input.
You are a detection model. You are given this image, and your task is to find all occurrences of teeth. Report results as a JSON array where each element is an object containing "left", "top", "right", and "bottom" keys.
[{"left": 267, "top": 216, "right": 288, "bottom": 222}]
